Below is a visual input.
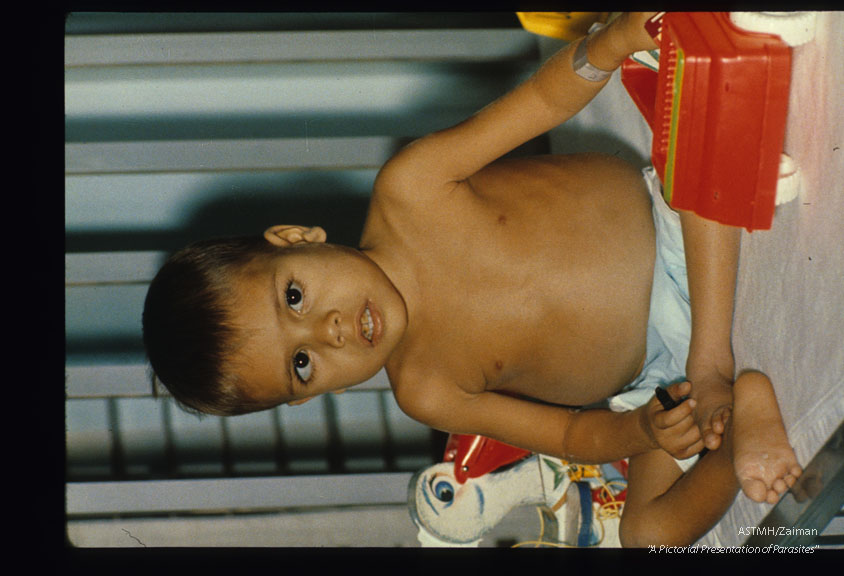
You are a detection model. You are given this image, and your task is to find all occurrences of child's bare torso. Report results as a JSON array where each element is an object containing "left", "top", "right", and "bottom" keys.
[{"left": 364, "top": 153, "right": 656, "bottom": 408}]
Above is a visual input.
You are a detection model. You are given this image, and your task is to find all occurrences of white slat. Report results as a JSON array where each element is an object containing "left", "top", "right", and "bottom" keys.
[
  {"left": 66, "top": 364, "right": 154, "bottom": 398},
  {"left": 66, "top": 364, "right": 391, "bottom": 398},
  {"left": 66, "top": 473, "right": 414, "bottom": 515},
  {"left": 65, "top": 29, "right": 536, "bottom": 67},
  {"left": 65, "top": 137, "right": 396, "bottom": 175},
  {"left": 64, "top": 170, "right": 377, "bottom": 233},
  {"left": 64, "top": 60, "right": 521, "bottom": 120},
  {"left": 65, "top": 252, "right": 165, "bottom": 285}
]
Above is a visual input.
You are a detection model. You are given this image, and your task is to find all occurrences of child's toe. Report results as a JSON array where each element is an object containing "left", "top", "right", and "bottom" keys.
[{"left": 740, "top": 478, "right": 768, "bottom": 502}]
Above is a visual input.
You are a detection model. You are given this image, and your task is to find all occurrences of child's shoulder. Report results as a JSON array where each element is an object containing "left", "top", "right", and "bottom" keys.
[{"left": 387, "top": 355, "right": 479, "bottom": 428}]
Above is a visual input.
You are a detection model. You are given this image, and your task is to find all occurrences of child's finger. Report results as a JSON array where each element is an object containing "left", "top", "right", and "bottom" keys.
[
  {"left": 675, "top": 437, "right": 705, "bottom": 459},
  {"left": 652, "top": 406, "right": 685, "bottom": 429},
  {"left": 679, "top": 421, "right": 703, "bottom": 444},
  {"left": 665, "top": 381, "right": 692, "bottom": 403},
  {"left": 667, "top": 414, "right": 699, "bottom": 442},
  {"left": 656, "top": 397, "right": 697, "bottom": 427},
  {"left": 654, "top": 382, "right": 691, "bottom": 411},
  {"left": 668, "top": 421, "right": 707, "bottom": 457}
]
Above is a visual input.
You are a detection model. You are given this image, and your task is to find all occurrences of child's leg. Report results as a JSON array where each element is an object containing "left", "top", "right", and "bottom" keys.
[
  {"left": 679, "top": 210, "right": 742, "bottom": 450},
  {"left": 619, "top": 371, "right": 801, "bottom": 547},
  {"left": 619, "top": 423, "right": 738, "bottom": 547}
]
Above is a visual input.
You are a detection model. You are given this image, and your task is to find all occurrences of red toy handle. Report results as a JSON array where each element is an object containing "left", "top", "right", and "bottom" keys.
[{"left": 442, "top": 434, "right": 532, "bottom": 484}]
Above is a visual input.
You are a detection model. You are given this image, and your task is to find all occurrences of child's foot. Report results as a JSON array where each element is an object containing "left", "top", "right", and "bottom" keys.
[{"left": 731, "top": 371, "right": 802, "bottom": 503}]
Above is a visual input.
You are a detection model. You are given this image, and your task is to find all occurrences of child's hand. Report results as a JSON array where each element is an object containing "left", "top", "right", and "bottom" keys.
[
  {"left": 641, "top": 381, "right": 705, "bottom": 460},
  {"left": 610, "top": 12, "right": 660, "bottom": 55},
  {"left": 687, "top": 369, "right": 734, "bottom": 451}
]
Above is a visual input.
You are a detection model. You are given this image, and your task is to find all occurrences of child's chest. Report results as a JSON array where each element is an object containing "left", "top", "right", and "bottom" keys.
[
  {"left": 399, "top": 238, "right": 649, "bottom": 405},
  {"left": 380, "top": 156, "right": 656, "bottom": 404}
]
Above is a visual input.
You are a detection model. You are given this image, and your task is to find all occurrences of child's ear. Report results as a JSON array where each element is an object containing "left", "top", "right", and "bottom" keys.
[{"left": 263, "top": 225, "right": 327, "bottom": 247}]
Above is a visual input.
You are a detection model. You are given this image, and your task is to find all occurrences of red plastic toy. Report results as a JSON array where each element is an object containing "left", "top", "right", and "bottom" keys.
[
  {"left": 441, "top": 433, "right": 630, "bottom": 507},
  {"left": 622, "top": 12, "right": 791, "bottom": 230},
  {"left": 442, "top": 434, "right": 531, "bottom": 484}
]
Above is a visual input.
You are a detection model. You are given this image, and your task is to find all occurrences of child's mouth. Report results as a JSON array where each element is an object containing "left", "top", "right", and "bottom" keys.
[{"left": 361, "top": 305, "right": 375, "bottom": 343}]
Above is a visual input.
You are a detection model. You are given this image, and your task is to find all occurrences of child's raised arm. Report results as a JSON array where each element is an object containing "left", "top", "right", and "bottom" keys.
[{"left": 376, "top": 13, "right": 658, "bottom": 194}]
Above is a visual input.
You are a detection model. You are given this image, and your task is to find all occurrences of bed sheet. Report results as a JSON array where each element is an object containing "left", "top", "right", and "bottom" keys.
[
  {"left": 700, "top": 11, "right": 844, "bottom": 548},
  {"left": 546, "top": 12, "right": 843, "bottom": 547}
]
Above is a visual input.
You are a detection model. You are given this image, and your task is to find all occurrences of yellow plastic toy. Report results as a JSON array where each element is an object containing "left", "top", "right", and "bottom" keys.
[{"left": 516, "top": 12, "right": 610, "bottom": 41}]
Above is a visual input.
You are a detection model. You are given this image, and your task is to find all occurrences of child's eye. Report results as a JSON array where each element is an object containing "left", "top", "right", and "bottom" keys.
[
  {"left": 293, "top": 350, "right": 312, "bottom": 382},
  {"left": 286, "top": 280, "right": 304, "bottom": 311}
]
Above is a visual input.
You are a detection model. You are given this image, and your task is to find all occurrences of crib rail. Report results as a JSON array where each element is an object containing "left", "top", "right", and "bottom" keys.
[{"left": 64, "top": 12, "right": 540, "bottom": 522}]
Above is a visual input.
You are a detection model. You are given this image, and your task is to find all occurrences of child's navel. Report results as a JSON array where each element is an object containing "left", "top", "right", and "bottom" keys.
[{"left": 497, "top": 214, "right": 507, "bottom": 225}]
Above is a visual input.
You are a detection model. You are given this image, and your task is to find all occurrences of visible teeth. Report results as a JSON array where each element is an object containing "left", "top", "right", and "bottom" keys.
[{"left": 361, "top": 306, "right": 374, "bottom": 342}]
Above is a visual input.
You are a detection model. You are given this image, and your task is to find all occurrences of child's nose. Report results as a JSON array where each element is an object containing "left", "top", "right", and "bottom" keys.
[{"left": 317, "top": 310, "right": 345, "bottom": 348}]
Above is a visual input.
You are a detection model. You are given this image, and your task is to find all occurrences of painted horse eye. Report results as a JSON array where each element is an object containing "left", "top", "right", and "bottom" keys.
[{"left": 432, "top": 479, "right": 454, "bottom": 502}]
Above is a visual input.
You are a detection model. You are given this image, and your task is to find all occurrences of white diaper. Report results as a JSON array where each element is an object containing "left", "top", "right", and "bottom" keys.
[{"left": 607, "top": 166, "right": 697, "bottom": 472}]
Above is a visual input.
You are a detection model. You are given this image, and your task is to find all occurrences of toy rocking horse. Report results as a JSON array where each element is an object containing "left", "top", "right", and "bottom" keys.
[{"left": 408, "top": 434, "right": 628, "bottom": 547}]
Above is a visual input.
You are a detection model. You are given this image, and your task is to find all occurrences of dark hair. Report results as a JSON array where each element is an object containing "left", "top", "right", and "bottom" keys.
[{"left": 142, "top": 236, "right": 279, "bottom": 416}]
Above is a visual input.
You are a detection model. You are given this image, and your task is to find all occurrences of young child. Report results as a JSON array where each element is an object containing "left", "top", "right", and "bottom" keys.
[{"left": 143, "top": 13, "right": 801, "bottom": 546}]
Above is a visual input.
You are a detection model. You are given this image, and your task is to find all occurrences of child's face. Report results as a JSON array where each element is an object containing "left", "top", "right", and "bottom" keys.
[{"left": 229, "top": 242, "right": 407, "bottom": 407}]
